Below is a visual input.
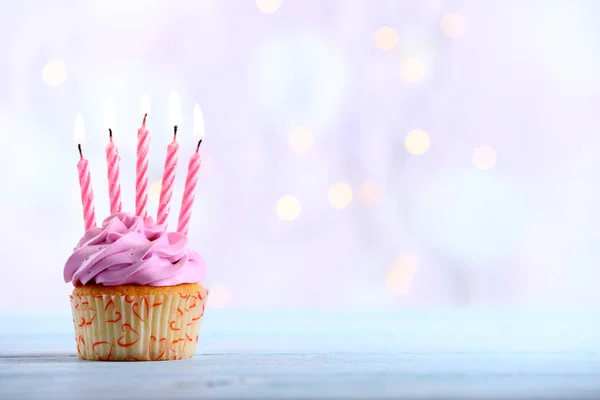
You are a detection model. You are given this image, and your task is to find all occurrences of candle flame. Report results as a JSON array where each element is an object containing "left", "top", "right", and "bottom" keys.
[
  {"left": 104, "top": 99, "right": 116, "bottom": 131},
  {"left": 193, "top": 104, "right": 205, "bottom": 139},
  {"left": 168, "top": 91, "right": 182, "bottom": 127},
  {"left": 139, "top": 95, "right": 151, "bottom": 119},
  {"left": 74, "top": 113, "right": 86, "bottom": 146}
]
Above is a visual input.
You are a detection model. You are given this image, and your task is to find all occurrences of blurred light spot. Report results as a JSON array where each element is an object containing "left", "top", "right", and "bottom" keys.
[
  {"left": 386, "top": 253, "right": 418, "bottom": 295},
  {"left": 276, "top": 195, "right": 301, "bottom": 221},
  {"left": 359, "top": 180, "right": 382, "bottom": 206},
  {"left": 288, "top": 126, "right": 314, "bottom": 152},
  {"left": 328, "top": 182, "right": 353, "bottom": 209},
  {"left": 404, "top": 130, "right": 430, "bottom": 155},
  {"left": 256, "top": 0, "right": 280, "bottom": 13},
  {"left": 440, "top": 13, "right": 466, "bottom": 38},
  {"left": 149, "top": 180, "right": 162, "bottom": 204},
  {"left": 374, "top": 26, "right": 399, "bottom": 51},
  {"left": 472, "top": 146, "right": 497, "bottom": 170},
  {"left": 42, "top": 60, "right": 66, "bottom": 87},
  {"left": 207, "top": 284, "right": 230, "bottom": 308},
  {"left": 399, "top": 57, "right": 426, "bottom": 83}
]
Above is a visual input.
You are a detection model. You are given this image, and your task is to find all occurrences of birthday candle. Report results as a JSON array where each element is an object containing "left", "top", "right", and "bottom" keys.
[
  {"left": 104, "top": 100, "right": 122, "bottom": 215},
  {"left": 136, "top": 96, "right": 151, "bottom": 218},
  {"left": 74, "top": 114, "right": 96, "bottom": 231},
  {"left": 157, "top": 92, "right": 181, "bottom": 225},
  {"left": 177, "top": 104, "right": 204, "bottom": 236}
]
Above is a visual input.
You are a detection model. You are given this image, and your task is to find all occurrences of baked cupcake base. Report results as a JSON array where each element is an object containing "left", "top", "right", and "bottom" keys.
[{"left": 70, "top": 283, "right": 208, "bottom": 361}]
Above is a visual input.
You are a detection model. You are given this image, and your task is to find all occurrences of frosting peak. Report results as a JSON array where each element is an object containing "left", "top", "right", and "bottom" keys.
[{"left": 64, "top": 212, "right": 205, "bottom": 287}]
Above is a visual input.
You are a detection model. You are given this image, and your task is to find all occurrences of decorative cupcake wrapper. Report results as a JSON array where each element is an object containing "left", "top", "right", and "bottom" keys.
[{"left": 69, "top": 289, "right": 209, "bottom": 361}]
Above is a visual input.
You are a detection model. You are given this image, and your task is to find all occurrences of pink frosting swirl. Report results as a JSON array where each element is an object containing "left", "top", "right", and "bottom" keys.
[{"left": 64, "top": 212, "right": 206, "bottom": 286}]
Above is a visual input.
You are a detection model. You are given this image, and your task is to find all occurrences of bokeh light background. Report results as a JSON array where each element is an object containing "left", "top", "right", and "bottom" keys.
[{"left": 1, "top": 0, "right": 599, "bottom": 311}]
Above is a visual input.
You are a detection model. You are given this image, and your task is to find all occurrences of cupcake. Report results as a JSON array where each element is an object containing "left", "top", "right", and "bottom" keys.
[
  {"left": 66, "top": 104, "right": 208, "bottom": 361},
  {"left": 65, "top": 212, "right": 208, "bottom": 361}
]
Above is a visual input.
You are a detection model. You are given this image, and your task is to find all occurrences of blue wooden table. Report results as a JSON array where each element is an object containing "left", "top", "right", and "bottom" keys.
[{"left": 1, "top": 310, "right": 599, "bottom": 399}]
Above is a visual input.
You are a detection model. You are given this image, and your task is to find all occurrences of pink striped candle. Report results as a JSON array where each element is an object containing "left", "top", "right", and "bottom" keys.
[
  {"left": 105, "top": 129, "right": 122, "bottom": 215},
  {"left": 74, "top": 114, "right": 96, "bottom": 231},
  {"left": 157, "top": 127, "right": 179, "bottom": 225},
  {"left": 177, "top": 140, "right": 202, "bottom": 236},
  {"left": 77, "top": 144, "right": 96, "bottom": 231},
  {"left": 136, "top": 114, "right": 150, "bottom": 218}
]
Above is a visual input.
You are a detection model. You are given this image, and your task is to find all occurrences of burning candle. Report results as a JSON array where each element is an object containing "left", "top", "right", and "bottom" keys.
[
  {"left": 136, "top": 95, "right": 151, "bottom": 218},
  {"left": 157, "top": 91, "right": 182, "bottom": 225},
  {"left": 74, "top": 114, "right": 96, "bottom": 231},
  {"left": 177, "top": 104, "right": 205, "bottom": 236},
  {"left": 104, "top": 100, "right": 122, "bottom": 215}
]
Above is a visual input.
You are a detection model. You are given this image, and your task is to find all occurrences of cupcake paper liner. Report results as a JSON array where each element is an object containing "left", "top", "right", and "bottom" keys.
[{"left": 70, "top": 289, "right": 208, "bottom": 361}]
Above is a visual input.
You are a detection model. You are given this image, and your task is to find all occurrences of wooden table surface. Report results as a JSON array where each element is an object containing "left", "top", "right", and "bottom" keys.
[{"left": 1, "top": 310, "right": 599, "bottom": 399}]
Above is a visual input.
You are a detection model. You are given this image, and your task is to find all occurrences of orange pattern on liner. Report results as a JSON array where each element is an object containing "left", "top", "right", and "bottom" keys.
[
  {"left": 70, "top": 289, "right": 208, "bottom": 361},
  {"left": 117, "top": 323, "right": 140, "bottom": 347},
  {"left": 132, "top": 296, "right": 149, "bottom": 321}
]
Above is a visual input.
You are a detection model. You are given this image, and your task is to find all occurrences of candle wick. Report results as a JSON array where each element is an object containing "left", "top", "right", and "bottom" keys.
[
  {"left": 173, "top": 125, "right": 178, "bottom": 140},
  {"left": 143, "top": 113, "right": 147, "bottom": 126},
  {"left": 78, "top": 144, "right": 83, "bottom": 159},
  {"left": 109, "top": 128, "right": 113, "bottom": 140},
  {"left": 196, "top": 139, "right": 202, "bottom": 153}
]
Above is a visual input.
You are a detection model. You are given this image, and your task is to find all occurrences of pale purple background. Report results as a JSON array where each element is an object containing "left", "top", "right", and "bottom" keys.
[{"left": 0, "top": 0, "right": 598, "bottom": 311}]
